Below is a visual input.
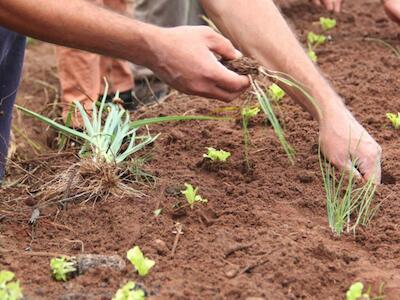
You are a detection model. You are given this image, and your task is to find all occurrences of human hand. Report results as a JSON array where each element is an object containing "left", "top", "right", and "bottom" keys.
[
  {"left": 319, "top": 102, "right": 382, "bottom": 184},
  {"left": 311, "top": 0, "right": 343, "bottom": 13},
  {"left": 145, "top": 26, "right": 250, "bottom": 101},
  {"left": 382, "top": 0, "right": 400, "bottom": 24}
]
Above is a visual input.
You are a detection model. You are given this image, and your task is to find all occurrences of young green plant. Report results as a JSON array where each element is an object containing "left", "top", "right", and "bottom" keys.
[
  {"left": 127, "top": 246, "right": 155, "bottom": 277},
  {"left": 241, "top": 105, "right": 260, "bottom": 169},
  {"left": 307, "top": 32, "right": 327, "bottom": 62},
  {"left": 320, "top": 17, "right": 337, "bottom": 31},
  {"left": 319, "top": 149, "right": 378, "bottom": 236},
  {"left": 50, "top": 257, "right": 77, "bottom": 281},
  {"left": 181, "top": 183, "right": 208, "bottom": 209},
  {"left": 0, "top": 270, "right": 23, "bottom": 300},
  {"left": 113, "top": 281, "right": 146, "bottom": 300},
  {"left": 203, "top": 147, "right": 231, "bottom": 162},
  {"left": 267, "top": 83, "right": 286, "bottom": 102},
  {"left": 346, "top": 282, "right": 385, "bottom": 300},
  {"left": 386, "top": 112, "right": 400, "bottom": 129}
]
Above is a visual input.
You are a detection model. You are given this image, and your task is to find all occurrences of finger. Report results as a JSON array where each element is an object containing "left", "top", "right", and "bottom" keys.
[
  {"left": 313, "top": 0, "right": 322, "bottom": 7},
  {"left": 356, "top": 152, "right": 382, "bottom": 184},
  {"left": 333, "top": 0, "right": 343, "bottom": 13},
  {"left": 197, "top": 84, "right": 243, "bottom": 102},
  {"left": 342, "top": 159, "right": 363, "bottom": 182},
  {"left": 323, "top": 0, "right": 334, "bottom": 11},
  {"left": 206, "top": 30, "right": 243, "bottom": 60}
]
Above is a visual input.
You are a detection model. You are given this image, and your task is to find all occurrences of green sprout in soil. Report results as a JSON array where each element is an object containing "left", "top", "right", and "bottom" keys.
[
  {"left": 113, "top": 281, "right": 146, "bottom": 300},
  {"left": 181, "top": 183, "right": 208, "bottom": 209},
  {"left": 203, "top": 147, "right": 231, "bottom": 162},
  {"left": 127, "top": 246, "right": 155, "bottom": 277},
  {"left": 267, "top": 83, "right": 286, "bottom": 102},
  {"left": 320, "top": 17, "right": 337, "bottom": 31},
  {"left": 50, "top": 256, "right": 77, "bottom": 282},
  {"left": 241, "top": 105, "right": 261, "bottom": 168},
  {"left": 0, "top": 270, "right": 23, "bottom": 300},
  {"left": 365, "top": 37, "right": 400, "bottom": 58},
  {"left": 307, "top": 32, "right": 327, "bottom": 63},
  {"left": 386, "top": 112, "right": 400, "bottom": 129},
  {"left": 346, "top": 282, "right": 385, "bottom": 300},
  {"left": 319, "top": 149, "right": 379, "bottom": 236}
]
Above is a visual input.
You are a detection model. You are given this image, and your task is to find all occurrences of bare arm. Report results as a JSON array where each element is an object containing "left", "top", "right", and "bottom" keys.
[
  {"left": 0, "top": 0, "right": 249, "bottom": 100},
  {"left": 201, "top": 0, "right": 382, "bottom": 182}
]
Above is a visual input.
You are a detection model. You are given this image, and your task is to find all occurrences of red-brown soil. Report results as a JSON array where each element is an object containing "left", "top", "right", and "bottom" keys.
[{"left": 1, "top": 1, "right": 400, "bottom": 299}]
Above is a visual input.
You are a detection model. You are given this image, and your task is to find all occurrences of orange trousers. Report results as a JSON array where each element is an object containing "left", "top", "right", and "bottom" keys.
[{"left": 56, "top": 0, "right": 134, "bottom": 126}]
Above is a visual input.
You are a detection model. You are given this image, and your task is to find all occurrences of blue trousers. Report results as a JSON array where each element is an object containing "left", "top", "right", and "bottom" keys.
[{"left": 0, "top": 27, "right": 26, "bottom": 181}]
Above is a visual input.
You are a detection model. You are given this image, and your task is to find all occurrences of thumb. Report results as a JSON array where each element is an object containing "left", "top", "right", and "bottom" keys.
[
  {"left": 206, "top": 31, "right": 243, "bottom": 60},
  {"left": 341, "top": 159, "right": 363, "bottom": 182}
]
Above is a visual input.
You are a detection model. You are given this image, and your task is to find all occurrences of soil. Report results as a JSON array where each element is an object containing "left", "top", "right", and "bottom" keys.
[{"left": 1, "top": 0, "right": 400, "bottom": 299}]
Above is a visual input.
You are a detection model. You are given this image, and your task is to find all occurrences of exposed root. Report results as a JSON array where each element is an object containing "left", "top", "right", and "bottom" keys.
[
  {"left": 36, "top": 159, "right": 143, "bottom": 207},
  {"left": 221, "top": 57, "right": 260, "bottom": 76}
]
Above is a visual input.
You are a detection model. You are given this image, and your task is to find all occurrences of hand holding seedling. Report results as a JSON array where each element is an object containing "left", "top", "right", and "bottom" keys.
[{"left": 319, "top": 103, "right": 382, "bottom": 184}]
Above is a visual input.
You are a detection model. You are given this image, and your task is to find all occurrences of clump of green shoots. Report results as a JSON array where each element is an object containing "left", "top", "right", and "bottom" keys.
[
  {"left": 319, "top": 150, "right": 378, "bottom": 236},
  {"left": 127, "top": 246, "right": 155, "bottom": 277},
  {"left": 346, "top": 282, "right": 385, "bottom": 300},
  {"left": 307, "top": 32, "right": 327, "bottom": 62},
  {"left": 203, "top": 147, "right": 231, "bottom": 162},
  {"left": 241, "top": 105, "right": 261, "bottom": 168},
  {"left": 181, "top": 183, "right": 208, "bottom": 209},
  {"left": 50, "top": 257, "right": 77, "bottom": 281},
  {"left": 113, "top": 281, "right": 146, "bottom": 300},
  {"left": 0, "top": 270, "right": 23, "bottom": 300},
  {"left": 267, "top": 83, "right": 286, "bottom": 102},
  {"left": 320, "top": 17, "right": 337, "bottom": 31},
  {"left": 386, "top": 112, "right": 400, "bottom": 129}
]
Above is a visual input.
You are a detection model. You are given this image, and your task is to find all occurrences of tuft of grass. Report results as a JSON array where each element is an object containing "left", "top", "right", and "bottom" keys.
[{"left": 319, "top": 149, "right": 379, "bottom": 236}]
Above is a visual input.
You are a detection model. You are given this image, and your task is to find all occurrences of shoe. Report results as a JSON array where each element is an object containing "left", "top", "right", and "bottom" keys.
[
  {"left": 133, "top": 77, "right": 169, "bottom": 106},
  {"left": 99, "top": 90, "right": 138, "bottom": 111}
]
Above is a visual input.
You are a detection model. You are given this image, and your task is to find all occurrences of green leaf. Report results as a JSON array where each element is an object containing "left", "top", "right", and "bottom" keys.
[
  {"left": 241, "top": 106, "right": 260, "bottom": 119},
  {"left": 307, "top": 49, "right": 318, "bottom": 62},
  {"left": 307, "top": 32, "right": 327, "bottom": 46},
  {"left": 346, "top": 282, "right": 364, "bottom": 300},
  {"left": 181, "top": 183, "right": 208, "bottom": 209},
  {"left": 203, "top": 147, "right": 231, "bottom": 162},
  {"left": 127, "top": 246, "right": 155, "bottom": 277},
  {"left": 320, "top": 17, "right": 337, "bottom": 31},
  {"left": 50, "top": 257, "right": 76, "bottom": 281},
  {"left": 112, "top": 281, "right": 146, "bottom": 300},
  {"left": 267, "top": 83, "right": 286, "bottom": 102},
  {"left": 130, "top": 115, "right": 230, "bottom": 129},
  {"left": 0, "top": 270, "right": 23, "bottom": 300},
  {"left": 386, "top": 112, "right": 400, "bottom": 129}
]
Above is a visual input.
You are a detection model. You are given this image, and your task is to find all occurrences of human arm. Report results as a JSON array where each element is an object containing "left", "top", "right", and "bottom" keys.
[
  {"left": 0, "top": 0, "right": 249, "bottom": 101},
  {"left": 200, "top": 0, "right": 381, "bottom": 182}
]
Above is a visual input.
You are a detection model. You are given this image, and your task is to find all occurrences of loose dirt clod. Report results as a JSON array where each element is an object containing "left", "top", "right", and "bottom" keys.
[
  {"left": 221, "top": 57, "right": 260, "bottom": 76},
  {"left": 75, "top": 254, "right": 126, "bottom": 274}
]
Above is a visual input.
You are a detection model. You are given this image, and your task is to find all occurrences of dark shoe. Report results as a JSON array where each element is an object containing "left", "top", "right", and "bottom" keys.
[
  {"left": 133, "top": 77, "right": 169, "bottom": 106},
  {"left": 99, "top": 90, "right": 138, "bottom": 111}
]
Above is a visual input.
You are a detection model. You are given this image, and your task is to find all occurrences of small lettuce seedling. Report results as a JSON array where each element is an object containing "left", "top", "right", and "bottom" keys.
[
  {"left": 50, "top": 257, "right": 77, "bottom": 282},
  {"left": 241, "top": 106, "right": 260, "bottom": 119},
  {"left": 307, "top": 32, "right": 327, "bottom": 46},
  {"left": 320, "top": 17, "right": 337, "bottom": 31},
  {"left": 386, "top": 112, "right": 400, "bottom": 129},
  {"left": 241, "top": 106, "right": 260, "bottom": 168},
  {"left": 181, "top": 183, "right": 208, "bottom": 209},
  {"left": 112, "top": 281, "right": 146, "bottom": 300},
  {"left": 307, "top": 49, "right": 318, "bottom": 62},
  {"left": 203, "top": 147, "right": 231, "bottom": 162},
  {"left": 268, "top": 83, "right": 286, "bottom": 102},
  {"left": 127, "top": 246, "right": 155, "bottom": 277},
  {"left": 0, "top": 270, "right": 23, "bottom": 300}
]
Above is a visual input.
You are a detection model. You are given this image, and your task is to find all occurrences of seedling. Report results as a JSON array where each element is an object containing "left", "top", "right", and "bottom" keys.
[
  {"left": 267, "top": 83, "right": 286, "bottom": 102},
  {"left": 241, "top": 106, "right": 260, "bottom": 168},
  {"left": 113, "top": 281, "right": 146, "bottom": 300},
  {"left": 50, "top": 256, "right": 77, "bottom": 281},
  {"left": 307, "top": 32, "right": 327, "bottom": 63},
  {"left": 386, "top": 112, "right": 400, "bottom": 129},
  {"left": 0, "top": 270, "right": 23, "bottom": 300},
  {"left": 320, "top": 17, "right": 337, "bottom": 31},
  {"left": 181, "top": 183, "right": 208, "bottom": 209},
  {"left": 346, "top": 282, "right": 385, "bottom": 300},
  {"left": 203, "top": 147, "right": 231, "bottom": 162},
  {"left": 319, "top": 149, "right": 378, "bottom": 236},
  {"left": 127, "top": 246, "right": 155, "bottom": 277}
]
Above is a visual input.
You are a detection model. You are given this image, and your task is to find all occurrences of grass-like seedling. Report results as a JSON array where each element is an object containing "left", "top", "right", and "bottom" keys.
[
  {"left": 365, "top": 37, "right": 400, "bottom": 58},
  {"left": 203, "top": 147, "right": 231, "bottom": 162},
  {"left": 346, "top": 282, "right": 385, "bottom": 300},
  {"left": 319, "top": 150, "right": 378, "bottom": 236},
  {"left": 267, "top": 83, "right": 286, "bottom": 102},
  {"left": 50, "top": 257, "right": 77, "bottom": 281},
  {"left": 127, "top": 246, "right": 155, "bottom": 277},
  {"left": 320, "top": 17, "right": 337, "bottom": 31},
  {"left": 241, "top": 105, "right": 261, "bottom": 168},
  {"left": 386, "top": 112, "right": 400, "bottom": 129},
  {"left": 0, "top": 270, "right": 23, "bottom": 300},
  {"left": 181, "top": 183, "right": 208, "bottom": 209},
  {"left": 113, "top": 281, "right": 146, "bottom": 300}
]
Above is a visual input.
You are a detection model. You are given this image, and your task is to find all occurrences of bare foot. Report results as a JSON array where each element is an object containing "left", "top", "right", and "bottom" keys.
[{"left": 383, "top": 0, "right": 400, "bottom": 24}]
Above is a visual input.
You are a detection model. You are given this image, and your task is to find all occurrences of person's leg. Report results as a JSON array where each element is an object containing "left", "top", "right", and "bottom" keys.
[
  {"left": 383, "top": 0, "right": 400, "bottom": 24},
  {"left": 101, "top": 0, "right": 134, "bottom": 104},
  {"left": 0, "top": 27, "right": 26, "bottom": 181}
]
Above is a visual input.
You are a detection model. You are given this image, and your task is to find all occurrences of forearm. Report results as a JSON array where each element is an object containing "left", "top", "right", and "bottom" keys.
[
  {"left": 0, "top": 0, "right": 157, "bottom": 67},
  {"left": 201, "top": 0, "right": 345, "bottom": 121}
]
